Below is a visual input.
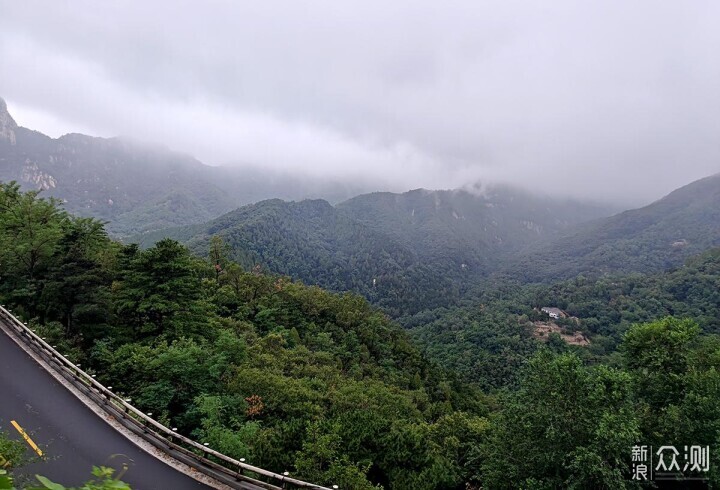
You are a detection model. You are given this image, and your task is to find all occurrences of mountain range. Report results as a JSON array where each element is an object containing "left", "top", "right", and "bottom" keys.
[
  {"left": 3, "top": 96, "right": 719, "bottom": 315},
  {"left": 0, "top": 97, "right": 368, "bottom": 236},
  {"left": 509, "top": 172, "right": 720, "bottom": 281},
  {"left": 134, "top": 172, "right": 720, "bottom": 315}
]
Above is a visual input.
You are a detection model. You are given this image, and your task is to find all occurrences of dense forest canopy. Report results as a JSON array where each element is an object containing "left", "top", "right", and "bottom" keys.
[
  {"left": 132, "top": 173, "right": 720, "bottom": 321},
  {"left": 404, "top": 247, "right": 720, "bottom": 388},
  {"left": 1, "top": 182, "right": 719, "bottom": 488}
]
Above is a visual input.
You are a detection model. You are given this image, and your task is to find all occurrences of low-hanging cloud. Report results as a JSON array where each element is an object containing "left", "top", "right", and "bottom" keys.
[{"left": 1, "top": 0, "right": 719, "bottom": 205}]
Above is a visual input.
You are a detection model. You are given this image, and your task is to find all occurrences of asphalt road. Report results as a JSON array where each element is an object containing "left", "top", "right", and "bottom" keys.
[{"left": 0, "top": 323, "right": 211, "bottom": 489}]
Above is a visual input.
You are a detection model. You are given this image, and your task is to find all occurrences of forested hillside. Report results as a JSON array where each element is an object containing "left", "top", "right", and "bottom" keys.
[
  {"left": 404, "top": 247, "right": 720, "bottom": 389},
  {"left": 138, "top": 198, "right": 476, "bottom": 316},
  {"left": 0, "top": 181, "right": 485, "bottom": 488},
  {"left": 338, "top": 186, "right": 613, "bottom": 266},
  {"left": 134, "top": 173, "right": 720, "bottom": 324},
  {"left": 2, "top": 182, "right": 720, "bottom": 488},
  {"left": 510, "top": 172, "right": 720, "bottom": 281},
  {"left": 135, "top": 187, "right": 616, "bottom": 315}
]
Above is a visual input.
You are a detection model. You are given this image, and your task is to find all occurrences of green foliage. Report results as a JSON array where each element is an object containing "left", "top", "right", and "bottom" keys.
[
  {"left": 405, "top": 247, "right": 720, "bottom": 389},
  {"left": 4, "top": 184, "right": 720, "bottom": 488},
  {"left": 0, "top": 431, "right": 26, "bottom": 470},
  {"left": 112, "top": 239, "right": 207, "bottom": 340},
  {"left": 0, "top": 186, "right": 488, "bottom": 488},
  {"left": 28, "top": 466, "right": 130, "bottom": 490},
  {"left": 622, "top": 318, "right": 720, "bottom": 485},
  {"left": 481, "top": 350, "right": 640, "bottom": 489},
  {"left": 137, "top": 188, "right": 614, "bottom": 316},
  {"left": 622, "top": 317, "right": 700, "bottom": 409},
  {"left": 0, "top": 470, "right": 11, "bottom": 490},
  {"left": 0, "top": 433, "right": 127, "bottom": 490},
  {"left": 0, "top": 182, "right": 66, "bottom": 313}
]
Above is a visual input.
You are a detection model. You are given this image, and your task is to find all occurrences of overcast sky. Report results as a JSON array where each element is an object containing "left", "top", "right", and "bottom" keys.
[{"left": 1, "top": 1, "right": 719, "bottom": 205}]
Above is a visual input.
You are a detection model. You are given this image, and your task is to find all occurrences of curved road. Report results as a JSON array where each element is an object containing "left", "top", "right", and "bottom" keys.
[{"left": 0, "top": 322, "right": 211, "bottom": 489}]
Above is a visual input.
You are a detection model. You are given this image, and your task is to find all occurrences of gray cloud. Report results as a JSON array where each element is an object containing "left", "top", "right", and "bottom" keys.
[{"left": 1, "top": 0, "right": 719, "bottom": 205}]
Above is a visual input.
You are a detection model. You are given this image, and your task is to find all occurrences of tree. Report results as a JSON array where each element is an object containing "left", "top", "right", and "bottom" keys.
[
  {"left": 481, "top": 350, "right": 640, "bottom": 489},
  {"left": 0, "top": 431, "right": 26, "bottom": 470},
  {"left": 113, "top": 239, "right": 206, "bottom": 339},
  {"left": 0, "top": 466, "right": 131, "bottom": 490},
  {"left": 622, "top": 316, "right": 700, "bottom": 410},
  {"left": 209, "top": 235, "right": 230, "bottom": 282},
  {"left": 0, "top": 182, "right": 66, "bottom": 315},
  {"left": 39, "top": 217, "right": 113, "bottom": 340},
  {"left": 622, "top": 318, "right": 720, "bottom": 485}
]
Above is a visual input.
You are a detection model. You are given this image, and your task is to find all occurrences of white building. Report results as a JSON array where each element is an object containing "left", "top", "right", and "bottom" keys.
[{"left": 541, "top": 307, "right": 565, "bottom": 319}]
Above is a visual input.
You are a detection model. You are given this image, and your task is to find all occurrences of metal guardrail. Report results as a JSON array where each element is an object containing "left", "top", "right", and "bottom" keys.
[{"left": 0, "top": 305, "right": 336, "bottom": 490}]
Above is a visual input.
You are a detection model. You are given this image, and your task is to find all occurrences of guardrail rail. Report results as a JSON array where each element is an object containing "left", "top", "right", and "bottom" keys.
[{"left": 0, "top": 305, "right": 337, "bottom": 490}]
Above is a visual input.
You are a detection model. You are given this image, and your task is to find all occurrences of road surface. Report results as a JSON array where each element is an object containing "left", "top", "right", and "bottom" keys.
[{"left": 0, "top": 322, "right": 212, "bottom": 489}]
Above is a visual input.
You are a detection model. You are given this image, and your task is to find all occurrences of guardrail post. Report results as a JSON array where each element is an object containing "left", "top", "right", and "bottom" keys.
[
  {"left": 168, "top": 427, "right": 177, "bottom": 447},
  {"left": 282, "top": 471, "right": 290, "bottom": 489},
  {"left": 144, "top": 413, "right": 153, "bottom": 433},
  {"left": 235, "top": 458, "right": 246, "bottom": 480}
]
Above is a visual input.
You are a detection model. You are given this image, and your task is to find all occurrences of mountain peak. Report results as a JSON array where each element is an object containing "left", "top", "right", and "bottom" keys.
[{"left": 0, "top": 97, "right": 18, "bottom": 145}]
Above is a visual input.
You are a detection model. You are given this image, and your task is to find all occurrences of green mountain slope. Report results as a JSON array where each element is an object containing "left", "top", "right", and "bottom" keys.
[
  {"left": 0, "top": 98, "right": 236, "bottom": 235},
  {"left": 338, "top": 186, "right": 614, "bottom": 269},
  {"left": 135, "top": 187, "right": 616, "bottom": 315},
  {"left": 510, "top": 172, "right": 720, "bottom": 281},
  {"left": 4, "top": 151, "right": 720, "bottom": 489},
  {"left": 140, "top": 198, "right": 462, "bottom": 315},
  {"left": 0, "top": 182, "right": 487, "bottom": 489}
]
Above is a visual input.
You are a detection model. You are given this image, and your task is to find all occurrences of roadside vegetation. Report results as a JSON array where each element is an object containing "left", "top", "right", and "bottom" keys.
[{"left": 1, "top": 182, "right": 719, "bottom": 488}]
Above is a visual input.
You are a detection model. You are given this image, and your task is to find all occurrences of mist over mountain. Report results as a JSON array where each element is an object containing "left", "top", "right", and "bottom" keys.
[
  {"left": 0, "top": 98, "right": 371, "bottom": 236},
  {"left": 337, "top": 186, "right": 615, "bottom": 266},
  {"left": 4, "top": 2, "right": 720, "bottom": 206},
  {"left": 129, "top": 170, "right": 720, "bottom": 318},
  {"left": 5, "top": 95, "right": 719, "bottom": 308},
  {"left": 4, "top": 91, "right": 719, "bottom": 354},
  {"left": 510, "top": 172, "right": 720, "bottom": 281}
]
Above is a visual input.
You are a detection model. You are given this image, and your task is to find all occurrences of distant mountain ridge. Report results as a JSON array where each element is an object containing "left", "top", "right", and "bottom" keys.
[
  {"left": 0, "top": 97, "right": 368, "bottom": 236},
  {"left": 135, "top": 186, "right": 617, "bottom": 314},
  {"left": 0, "top": 97, "right": 237, "bottom": 235},
  {"left": 134, "top": 172, "right": 720, "bottom": 314},
  {"left": 509, "top": 172, "right": 720, "bottom": 280},
  {"left": 338, "top": 186, "right": 615, "bottom": 269},
  {"left": 6, "top": 97, "right": 718, "bottom": 309}
]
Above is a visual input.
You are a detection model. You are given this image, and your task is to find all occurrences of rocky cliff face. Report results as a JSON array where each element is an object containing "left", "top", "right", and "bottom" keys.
[
  {"left": 21, "top": 159, "right": 57, "bottom": 190},
  {"left": 0, "top": 97, "right": 17, "bottom": 145}
]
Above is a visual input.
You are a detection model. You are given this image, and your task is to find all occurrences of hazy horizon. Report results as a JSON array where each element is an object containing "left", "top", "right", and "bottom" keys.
[{"left": 2, "top": 1, "right": 719, "bottom": 206}]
